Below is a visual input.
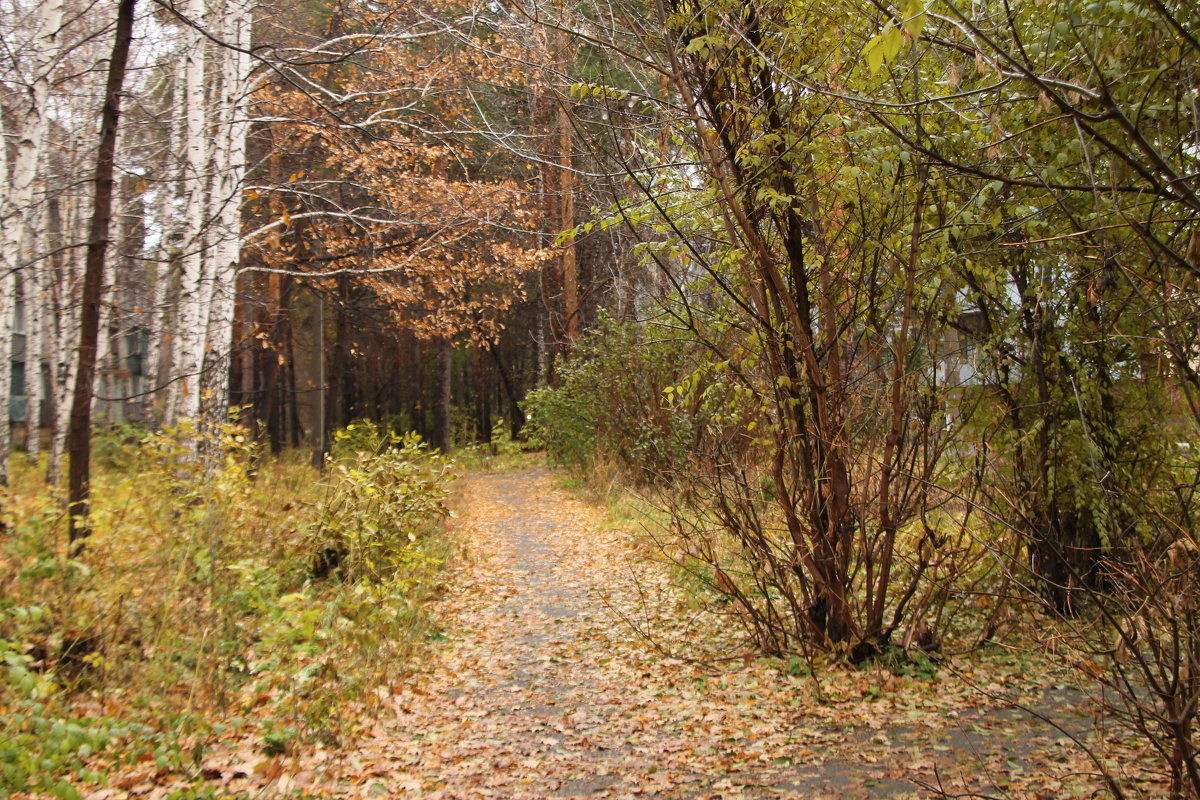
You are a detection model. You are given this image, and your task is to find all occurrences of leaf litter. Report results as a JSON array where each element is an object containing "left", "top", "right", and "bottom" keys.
[{"left": 80, "top": 466, "right": 1160, "bottom": 798}]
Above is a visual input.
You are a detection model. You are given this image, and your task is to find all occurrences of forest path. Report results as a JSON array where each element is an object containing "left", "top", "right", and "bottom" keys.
[{"left": 322, "top": 466, "right": 1093, "bottom": 799}]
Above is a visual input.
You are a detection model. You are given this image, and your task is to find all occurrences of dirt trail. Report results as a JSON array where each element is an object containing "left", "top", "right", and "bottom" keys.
[{"left": 329, "top": 467, "right": 1096, "bottom": 799}]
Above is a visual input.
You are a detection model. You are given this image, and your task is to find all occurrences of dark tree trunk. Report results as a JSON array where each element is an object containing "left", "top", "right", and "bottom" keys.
[
  {"left": 66, "top": 0, "right": 136, "bottom": 543},
  {"left": 263, "top": 271, "right": 282, "bottom": 454},
  {"left": 433, "top": 337, "right": 452, "bottom": 452},
  {"left": 487, "top": 346, "right": 524, "bottom": 439},
  {"left": 411, "top": 337, "right": 424, "bottom": 439},
  {"left": 280, "top": 274, "right": 301, "bottom": 447},
  {"left": 330, "top": 275, "right": 354, "bottom": 430},
  {"left": 472, "top": 347, "right": 484, "bottom": 441}
]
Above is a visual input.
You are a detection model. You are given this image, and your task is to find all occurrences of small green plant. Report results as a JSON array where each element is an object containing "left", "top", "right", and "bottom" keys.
[
  {"left": 783, "top": 655, "right": 810, "bottom": 677},
  {"left": 873, "top": 646, "right": 938, "bottom": 680},
  {"left": 311, "top": 431, "right": 454, "bottom": 584}
]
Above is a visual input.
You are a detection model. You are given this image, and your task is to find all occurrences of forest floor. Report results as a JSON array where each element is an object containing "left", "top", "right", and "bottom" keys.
[{"left": 95, "top": 465, "right": 1153, "bottom": 799}]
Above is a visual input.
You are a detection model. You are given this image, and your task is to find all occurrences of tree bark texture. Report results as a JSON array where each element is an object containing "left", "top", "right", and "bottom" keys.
[{"left": 66, "top": 0, "right": 137, "bottom": 542}]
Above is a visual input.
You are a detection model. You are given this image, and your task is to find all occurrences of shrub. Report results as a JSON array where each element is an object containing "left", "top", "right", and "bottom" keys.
[
  {"left": 310, "top": 431, "right": 454, "bottom": 584},
  {"left": 329, "top": 418, "right": 399, "bottom": 460},
  {"left": 0, "top": 421, "right": 456, "bottom": 796},
  {"left": 525, "top": 314, "right": 694, "bottom": 482}
]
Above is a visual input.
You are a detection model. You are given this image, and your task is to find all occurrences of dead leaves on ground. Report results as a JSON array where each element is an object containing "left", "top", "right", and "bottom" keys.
[{"left": 76, "top": 468, "right": 1157, "bottom": 799}]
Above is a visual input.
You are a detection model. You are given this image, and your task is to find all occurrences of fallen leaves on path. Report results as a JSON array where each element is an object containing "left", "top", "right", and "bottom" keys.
[
  {"left": 85, "top": 467, "right": 1160, "bottom": 798},
  {"left": 269, "top": 468, "right": 1112, "bottom": 799}
]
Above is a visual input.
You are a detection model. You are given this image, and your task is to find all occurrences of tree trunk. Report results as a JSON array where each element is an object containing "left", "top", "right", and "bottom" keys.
[
  {"left": 168, "top": 0, "right": 210, "bottom": 427},
  {"left": 487, "top": 345, "right": 523, "bottom": 438},
  {"left": 281, "top": 275, "right": 300, "bottom": 447},
  {"left": 411, "top": 337, "right": 424, "bottom": 438},
  {"left": 433, "top": 337, "right": 452, "bottom": 452},
  {"left": 331, "top": 275, "right": 354, "bottom": 430},
  {"left": 147, "top": 55, "right": 187, "bottom": 421},
  {"left": 91, "top": 186, "right": 120, "bottom": 423},
  {"left": 66, "top": 0, "right": 137, "bottom": 543},
  {"left": 0, "top": 0, "right": 66, "bottom": 487},
  {"left": 46, "top": 196, "right": 77, "bottom": 487},
  {"left": 472, "top": 346, "right": 488, "bottom": 442},
  {"left": 203, "top": 0, "right": 252, "bottom": 430},
  {"left": 555, "top": 4, "right": 579, "bottom": 351},
  {"left": 24, "top": 208, "right": 46, "bottom": 456}
]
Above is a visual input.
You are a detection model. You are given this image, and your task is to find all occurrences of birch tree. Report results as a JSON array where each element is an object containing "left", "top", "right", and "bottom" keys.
[
  {"left": 166, "top": 0, "right": 210, "bottom": 428},
  {"left": 0, "top": 0, "right": 66, "bottom": 486},
  {"left": 203, "top": 0, "right": 253, "bottom": 427},
  {"left": 22, "top": 200, "right": 46, "bottom": 456}
]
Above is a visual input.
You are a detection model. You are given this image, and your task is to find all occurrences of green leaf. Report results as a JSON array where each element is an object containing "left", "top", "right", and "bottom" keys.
[
  {"left": 882, "top": 25, "right": 903, "bottom": 60},
  {"left": 864, "top": 36, "right": 884, "bottom": 74},
  {"left": 903, "top": 1, "right": 926, "bottom": 38}
]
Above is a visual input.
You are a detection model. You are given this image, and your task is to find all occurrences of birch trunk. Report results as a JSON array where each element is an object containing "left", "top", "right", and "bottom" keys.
[
  {"left": 45, "top": 196, "right": 77, "bottom": 487},
  {"left": 0, "top": 0, "right": 66, "bottom": 486},
  {"left": 146, "top": 255, "right": 174, "bottom": 415},
  {"left": 24, "top": 206, "right": 46, "bottom": 456},
  {"left": 204, "top": 0, "right": 253, "bottom": 428},
  {"left": 146, "top": 57, "right": 189, "bottom": 417},
  {"left": 92, "top": 205, "right": 118, "bottom": 422},
  {"left": 0, "top": 107, "right": 12, "bottom": 487},
  {"left": 168, "top": 0, "right": 209, "bottom": 427}
]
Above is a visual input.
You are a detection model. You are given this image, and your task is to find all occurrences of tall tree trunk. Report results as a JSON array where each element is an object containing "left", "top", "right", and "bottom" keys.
[
  {"left": 411, "top": 336, "right": 424, "bottom": 438},
  {"left": 487, "top": 345, "right": 523, "bottom": 438},
  {"left": 168, "top": 0, "right": 210, "bottom": 427},
  {"left": 66, "top": 0, "right": 137, "bottom": 542},
  {"left": 233, "top": 269, "right": 260, "bottom": 433},
  {"left": 24, "top": 207, "right": 46, "bottom": 456},
  {"left": 146, "top": 254, "right": 176, "bottom": 419},
  {"left": 0, "top": 0, "right": 66, "bottom": 487},
  {"left": 472, "top": 346, "right": 488, "bottom": 442},
  {"left": 280, "top": 274, "right": 300, "bottom": 447},
  {"left": 147, "top": 55, "right": 187, "bottom": 421},
  {"left": 433, "top": 337, "right": 452, "bottom": 452},
  {"left": 262, "top": 269, "right": 281, "bottom": 453},
  {"left": 91, "top": 185, "right": 120, "bottom": 423},
  {"left": 555, "top": 2, "right": 579, "bottom": 351},
  {"left": 331, "top": 275, "right": 353, "bottom": 431},
  {"left": 203, "top": 0, "right": 252, "bottom": 430},
  {"left": 313, "top": 290, "right": 326, "bottom": 463},
  {"left": 46, "top": 197, "right": 77, "bottom": 487}
]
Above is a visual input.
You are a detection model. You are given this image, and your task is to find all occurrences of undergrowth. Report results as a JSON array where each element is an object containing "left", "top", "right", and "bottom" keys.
[
  {"left": 0, "top": 419, "right": 454, "bottom": 798},
  {"left": 455, "top": 419, "right": 537, "bottom": 472}
]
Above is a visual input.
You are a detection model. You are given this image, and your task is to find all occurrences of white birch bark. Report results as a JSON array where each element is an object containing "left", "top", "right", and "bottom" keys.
[
  {"left": 146, "top": 254, "right": 173, "bottom": 414},
  {"left": 204, "top": 0, "right": 253, "bottom": 426},
  {"left": 92, "top": 200, "right": 118, "bottom": 422},
  {"left": 168, "top": 0, "right": 209, "bottom": 427},
  {"left": 0, "top": 0, "right": 66, "bottom": 485},
  {"left": 0, "top": 108, "right": 11, "bottom": 485},
  {"left": 46, "top": 201, "right": 81, "bottom": 488},
  {"left": 23, "top": 206, "right": 46, "bottom": 456},
  {"left": 147, "top": 55, "right": 189, "bottom": 417}
]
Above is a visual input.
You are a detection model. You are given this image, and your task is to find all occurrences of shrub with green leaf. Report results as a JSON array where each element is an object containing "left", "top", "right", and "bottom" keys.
[
  {"left": 0, "top": 422, "right": 456, "bottom": 796},
  {"left": 313, "top": 430, "right": 454, "bottom": 584},
  {"left": 525, "top": 314, "right": 695, "bottom": 482}
]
